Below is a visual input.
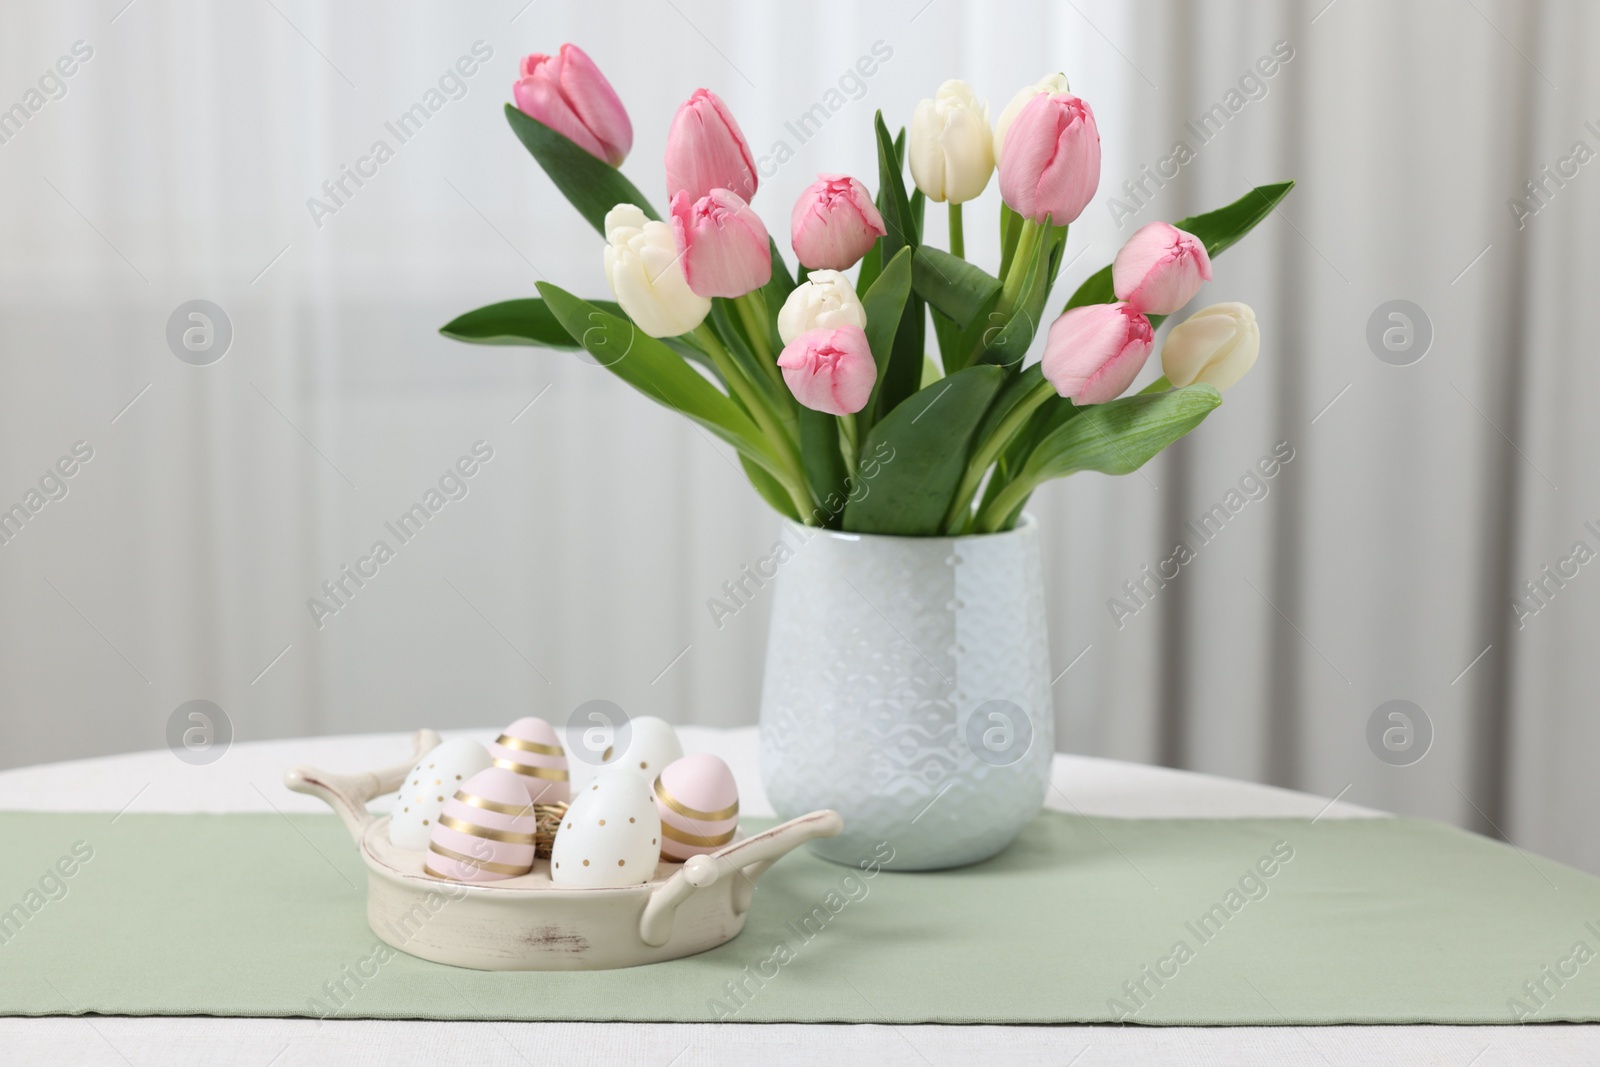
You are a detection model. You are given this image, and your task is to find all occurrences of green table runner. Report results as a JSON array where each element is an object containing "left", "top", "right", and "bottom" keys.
[{"left": 1, "top": 810, "right": 1594, "bottom": 1025}]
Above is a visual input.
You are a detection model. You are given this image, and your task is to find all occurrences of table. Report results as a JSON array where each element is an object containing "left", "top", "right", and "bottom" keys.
[{"left": 1, "top": 728, "right": 1592, "bottom": 1065}]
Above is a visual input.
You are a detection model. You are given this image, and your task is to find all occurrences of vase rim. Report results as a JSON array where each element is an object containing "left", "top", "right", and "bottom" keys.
[{"left": 783, "top": 512, "right": 1038, "bottom": 546}]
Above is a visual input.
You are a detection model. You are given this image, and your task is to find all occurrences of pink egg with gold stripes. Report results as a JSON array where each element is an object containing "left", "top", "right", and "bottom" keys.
[
  {"left": 654, "top": 753, "right": 739, "bottom": 861},
  {"left": 490, "top": 716, "right": 570, "bottom": 804},
  {"left": 424, "top": 767, "right": 536, "bottom": 883}
]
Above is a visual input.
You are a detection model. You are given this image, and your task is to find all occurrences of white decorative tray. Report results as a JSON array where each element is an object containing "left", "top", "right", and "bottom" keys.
[{"left": 285, "top": 729, "right": 842, "bottom": 970}]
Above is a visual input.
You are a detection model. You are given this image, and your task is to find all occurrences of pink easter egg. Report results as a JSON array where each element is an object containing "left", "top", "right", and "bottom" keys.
[
  {"left": 654, "top": 753, "right": 739, "bottom": 861},
  {"left": 425, "top": 767, "right": 537, "bottom": 883},
  {"left": 490, "top": 716, "right": 571, "bottom": 804}
]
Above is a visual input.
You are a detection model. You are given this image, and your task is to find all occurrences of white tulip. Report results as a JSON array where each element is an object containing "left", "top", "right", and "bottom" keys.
[
  {"left": 993, "top": 72, "right": 1070, "bottom": 163},
  {"left": 777, "top": 269, "right": 868, "bottom": 344},
  {"left": 602, "top": 204, "right": 710, "bottom": 338},
  {"left": 1161, "top": 302, "right": 1260, "bottom": 392},
  {"left": 908, "top": 80, "right": 993, "bottom": 204}
]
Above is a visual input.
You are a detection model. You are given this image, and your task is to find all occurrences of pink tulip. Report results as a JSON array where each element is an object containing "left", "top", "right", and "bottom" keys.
[
  {"left": 1041, "top": 302, "right": 1155, "bottom": 405},
  {"left": 1113, "top": 222, "right": 1212, "bottom": 315},
  {"left": 512, "top": 45, "right": 632, "bottom": 166},
  {"left": 670, "top": 188, "right": 772, "bottom": 299},
  {"left": 666, "top": 89, "right": 758, "bottom": 203},
  {"left": 790, "top": 174, "right": 887, "bottom": 271},
  {"left": 777, "top": 326, "right": 877, "bottom": 416},
  {"left": 997, "top": 92, "right": 1101, "bottom": 225}
]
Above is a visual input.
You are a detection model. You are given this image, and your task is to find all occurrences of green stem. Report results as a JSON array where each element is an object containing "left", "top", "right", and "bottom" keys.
[
  {"left": 941, "top": 375, "right": 1056, "bottom": 533},
  {"left": 838, "top": 413, "right": 859, "bottom": 481},
  {"left": 948, "top": 202, "right": 964, "bottom": 259},
  {"left": 694, "top": 323, "right": 814, "bottom": 517},
  {"left": 997, "top": 220, "right": 1041, "bottom": 317},
  {"left": 976, "top": 473, "right": 1035, "bottom": 533},
  {"left": 734, "top": 292, "right": 780, "bottom": 385}
]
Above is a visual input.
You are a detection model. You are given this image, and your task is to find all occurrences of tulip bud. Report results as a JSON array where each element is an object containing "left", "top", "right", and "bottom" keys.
[
  {"left": 665, "top": 89, "right": 758, "bottom": 204},
  {"left": 513, "top": 45, "right": 633, "bottom": 166},
  {"left": 776, "top": 270, "right": 868, "bottom": 345},
  {"left": 1162, "top": 303, "right": 1259, "bottom": 392},
  {"left": 1040, "top": 302, "right": 1154, "bottom": 405},
  {"left": 998, "top": 92, "right": 1101, "bottom": 225},
  {"left": 908, "top": 80, "right": 994, "bottom": 204},
  {"left": 777, "top": 325, "right": 877, "bottom": 416},
  {"left": 602, "top": 204, "right": 711, "bottom": 338},
  {"left": 670, "top": 188, "right": 772, "bottom": 299},
  {"left": 1112, "top": 222, "right": 1212, "bottom": 316},
  {"left": 790, "top": 174, "right": 887, "bottom": 271},
  {"left": 992, "top": 72, "right": 1069, "bottom": 163}
]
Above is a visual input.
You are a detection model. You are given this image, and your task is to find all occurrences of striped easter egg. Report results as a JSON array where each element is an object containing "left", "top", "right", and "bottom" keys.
[
  {"left": 424, "top": 767, "right": 537, "bottom": 883},
  {"left": 490, "top": 716, "right": 570, "bottom": 805},
  {"left": 654, "top": 753, "right": 739, "bottom": 861}
]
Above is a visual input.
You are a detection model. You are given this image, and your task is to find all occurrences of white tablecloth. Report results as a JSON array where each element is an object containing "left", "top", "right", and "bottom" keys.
[{"left": 0, "top": 728, "right": 1591, "bottom": 1066}]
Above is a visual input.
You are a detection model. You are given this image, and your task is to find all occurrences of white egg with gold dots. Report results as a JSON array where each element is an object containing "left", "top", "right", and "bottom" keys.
[
  {"left": 550, "top": 768, "right": 663, "bottom": 888},
  {"left": 387, "top": 737, "right": 493, "bottom": 850},
  {"left": 601, "top": 715, "right": 683, "bottom": 778}
]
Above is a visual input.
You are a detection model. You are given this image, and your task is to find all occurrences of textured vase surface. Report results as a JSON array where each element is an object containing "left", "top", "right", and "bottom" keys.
[{"left": 758, "top": 515, "right": 1053, "bottom": 870}]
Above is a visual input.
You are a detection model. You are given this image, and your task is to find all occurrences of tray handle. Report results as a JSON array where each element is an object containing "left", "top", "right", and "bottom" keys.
[
  {"left": 638, "top": 809, "right": 842, "bottom": 947},
  {"left": 283, "top": 729, "right": 442, "bottom": 845}
]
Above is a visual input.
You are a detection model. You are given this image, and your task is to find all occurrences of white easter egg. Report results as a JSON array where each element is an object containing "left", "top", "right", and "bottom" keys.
[
  {"left": 388, "top": 738, "right": 493, "bottom": 850},
  {"left": 550, "top": 768, "right": 663, "bottom": 888},
  {"left": 602, "top": 715, "right": 684, "bottom": 777}
]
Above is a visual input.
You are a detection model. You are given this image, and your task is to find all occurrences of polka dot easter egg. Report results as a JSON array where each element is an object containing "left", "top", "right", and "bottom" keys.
[
  {"left": 424, "top": 767, "right": 537, "bottom": 883},
  {"left": 655, "top": 753, "right": 739, "bottom": 860},
  {"left": 388, "top": 738, "right": 493, "bottom": 850},
  {"left": 602, "top": 715, "right": 683, "bottom": 777},
  {"left": 491, "top": 716, "right": 570, "bottom": 805},
  {"left": 550, "top": 768, "right": 662, "bottom": 888}
]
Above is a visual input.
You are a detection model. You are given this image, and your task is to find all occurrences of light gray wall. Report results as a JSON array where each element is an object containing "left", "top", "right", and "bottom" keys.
[{"left": 3, "top": 1, "right": 1597, "bottom": 871}]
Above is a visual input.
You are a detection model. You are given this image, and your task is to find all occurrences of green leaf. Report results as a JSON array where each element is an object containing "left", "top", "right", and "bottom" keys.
[
  {"left": 505, "top": 104, "right": 656, "bottom": 235},
  {"left": 1021, "top": 384, "right": 1222, "bottom": 482},
  {"left": 441, "top": 298, "right": 594, "bottom": 348},
  {"left": 843, "top": 366, "right": 1006, "bottom": 535},
  {"left": 874, "top": 113, "right": 917, "bottom": 261},
  {"left": 998, "top": 202, "right": 1023, "bottom": 279},
  {"left": 440, "top": 296, "right": 709, "bottom": 369},
  {"left": 858, "top": 248, "right": 913, "bottom": 431},
  {"left": 913, "top": 246, "right": 1002, "bottom": 328},
  {"left": 536, "top": 283, "right": 783, "bottom": 476},
  {"left": 1062, "top": 181, "right": 1294, "bottom": 316},
  {"left": 741, "top": 455, "right": 801, "bottom": 522}
]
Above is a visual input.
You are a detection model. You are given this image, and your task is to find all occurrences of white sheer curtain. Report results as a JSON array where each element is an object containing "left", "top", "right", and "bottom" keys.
[{"left": 2, "top": 0, "right": 1596, "bottom": 871}]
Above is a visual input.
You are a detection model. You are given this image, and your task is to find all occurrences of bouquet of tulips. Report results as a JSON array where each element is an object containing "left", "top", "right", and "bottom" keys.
[{"left": 444, "top": 46, "right": 1292, "bottom": 536}]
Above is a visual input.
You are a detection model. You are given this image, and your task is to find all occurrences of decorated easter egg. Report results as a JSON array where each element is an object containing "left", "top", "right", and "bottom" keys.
[
  {"left": 601, "top": 715, "right": 683, "bottom": 777},
  {"left": 424, "top": 767, "right": 537, "bottom": 883},
  {"left": 490, "top": 716, "right": 570, "bottom": 805},
  {"left": 388, "top": 738, "right": 493, "bottom": 849},
  {"left": 550, "top": 768, "right": 662, "bottom": 888},
  {"left": 654, "top": 753, "right": 739, "bottom": 861}
]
